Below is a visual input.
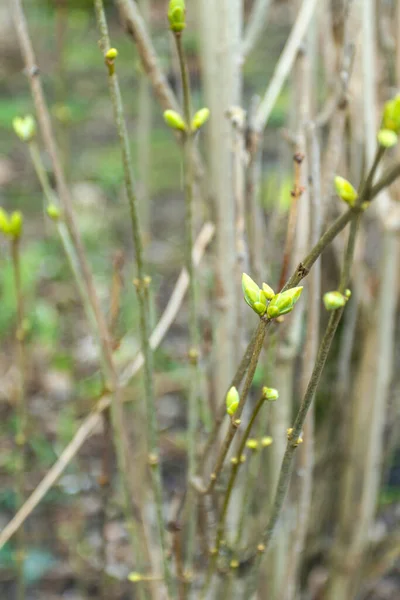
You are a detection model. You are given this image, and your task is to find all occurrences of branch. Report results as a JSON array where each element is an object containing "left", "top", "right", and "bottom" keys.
[
  {"left": 253, "top": 0, "right": 318, "bottom": 134},
  {"left": 0, "top": 223, "right": 215, "bottom": 552},
  {"left": 242, "top": 0, "right": 272, "bottom": 59}
]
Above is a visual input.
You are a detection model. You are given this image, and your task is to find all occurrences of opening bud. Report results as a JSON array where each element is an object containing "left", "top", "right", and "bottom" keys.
[
  {"left": 168, "top": 0, "right": 186, "bottom": 32},
  {"left": 163, "top": 109, "right": 186, "bottom": 131},
  {"left": 262, "top": 387, "right": 279, "bottom": 401},
  {"left": 12, "top": 115, "right": 36, "bottom": 143},
  {"left": 334, "top": 175, "right": 358, "bottom": 206},
  {"left": 226, "top": 386, "right": 239, "bottom": 416},
  {"left": 267, "top": 287, "right": 303, "bottom": 319},
  {"left": 191, "top": 108, "right": 210, "bottom": 131}
]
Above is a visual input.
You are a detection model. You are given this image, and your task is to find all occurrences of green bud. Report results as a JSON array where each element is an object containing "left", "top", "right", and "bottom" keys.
[
  {"left": 253, "top": 301, "right": 267, "bottom": 316},
  {"left": 323, "top": 291, "right": 348, "bottom": 311},
  {"left": 345, "top": 289, "right": 351, "bottom": 298},
  {"left": 128, "top": 572, "right": 142, "bottom": 583},
  {"left": 242, "top": 273, "right": 268, "bottom": 315},
  {"left": 0, "top": 208, "right": 11, "bottom": 235},
  {"left": 105, "top": 47, "right": 118, "bottom": 60},
  {"left": 246, "top": 438, "right": 259, "bottom": 450},
  {"left": 9, "top": 211, "right": 23, "bottom": 238},
  {"left": 382, "top": 95, "right": 400, "bottom": 133},
  {"left": 261, "top": 282, "right": 275, "bottom": 301},
  {"left": 334, "top": 175, "right": 358, "bottom": 206},
  {"left": 377, "top": 129, "right": 398, "bottom": 148},
  {"left": 226, "top": 386, "right": 240, "bottom": 417},
  {"left": 0, "top": 209, "right": 22, "bottom": 238},
  {"left": 263, "top": 387, "right": 279, "bottom": 401},
  {"left": 47, "top": 204, "right": 61, "bottom": 221},
  {"left": 168, "top": 0, "right": 186, "bottom": 32},
  {"left": 242, "top": 273, "right": 260, "bottom": 304},
  {"left": 261, "top": 436, "right": 273, "bottom": 447},
  {"left": 12, "top": 115, "right": 36, "bottom": 143},
  {"left": 267, "top": 287, "right": 303, "bottom": 319},
  {"left": 163, "top": 109, "right": 186, "bottom": 131},
  {"left": 191, "top": 108, "right": 210, "bottom": 131}
]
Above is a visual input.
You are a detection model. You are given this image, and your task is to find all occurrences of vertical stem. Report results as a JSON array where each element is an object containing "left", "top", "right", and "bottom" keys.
[
  {"left": 137, "top": 0, "right": 152, "bottom": 241},
  {"left": 12, "top": 237, "right": 26, "bottom": 600},
  {"left": 174, "top": 30, "right": 200, "bottom": 585},
  {"left": 93, "top": 1, "right": 171, "bottom": 595}
]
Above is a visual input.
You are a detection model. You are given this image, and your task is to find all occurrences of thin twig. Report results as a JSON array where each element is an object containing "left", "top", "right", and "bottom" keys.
[
  {"left": 253, "top": 0, "right": 318, "bottom": 134},
  {"left": 173, "top": 29, "right": 200, "bottom": 583},
  {"left": 242, "top": 0, "right": 272, "bottom": 59},
  {"left": 93, "top": 1, "right": 171, "bottom": 592},
  {"left": 0, "top": 223, "right": 214, "bottom": 551},
  {"left": 11, "top": 236, "right": 26, "bottom": 600},
  {"left": 201, "top": 393, "right": 268, "bottom": 597}
]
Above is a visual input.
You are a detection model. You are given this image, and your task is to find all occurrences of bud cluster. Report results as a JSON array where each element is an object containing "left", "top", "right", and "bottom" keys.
[{"left": 242, "top": 273, "right": 303, "bottom": 319}]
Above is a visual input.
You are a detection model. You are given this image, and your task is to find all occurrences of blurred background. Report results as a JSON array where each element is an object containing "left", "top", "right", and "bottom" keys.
[{"left": 1, "top": 1, "right": 400, "bottom": 599}]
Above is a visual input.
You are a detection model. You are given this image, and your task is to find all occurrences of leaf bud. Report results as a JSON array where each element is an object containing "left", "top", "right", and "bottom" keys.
[
  {"left": 267, "top": 287, "right": 303, "bottom": 319},
  {"left": 105, "top": 47, "right": 118, "bottom": 60},
  {"left": 191, "top": 108, "right": 210, "bottom": 131},
  {"left": 163, "top": 109, "right": 186, "bottom": 131},
  {"left": 12, "top": 115, "right": 36, "bottom": 143},
  {"left": 262, "top": 387, "right": 279, "bottom": 401},
  {"left": 377, "top": 129, "right": 398, "bottom": 148},
  {"left": 168, "top": 0, "right": 186, "bottom": 32},
  {"left": 261, "top": 436, "right": 273, "bottom": 447},
  {"left": 382, "top": 95, "right": 400, "bottom": 133},
  {"left": 334, "top": 175, "right": 358, "bottom": 206},
  {"left": 226, "top": 386, "right": 239, "bottom": 417},
  {"left": 246, "top": 438, "right": 259, "bottom": 450},
  {"left": 323, "top": 291, "right": 348, "bottom": 311},
  {"left": 46, "top": 204, "right": 61, "bottom": 221}
]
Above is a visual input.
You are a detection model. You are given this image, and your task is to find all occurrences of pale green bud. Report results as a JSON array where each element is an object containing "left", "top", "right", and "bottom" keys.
[
  {"left": 47, "top": 204, "right": 61, "bottom": 221},
  {"left": 261, "top": 282, "right": 275, "bottom": 301},
  {"left": 246, "top": 438, "right": 259, "bottom": 450},
  {"left": 191, "top": 108, "right": 210, "bottom": 131},
  {"left": 334, "top": 175, "right": 358, "bottom": 206},
  {"left": 12, "top": 115, "right": 36, "bottom": 142},
  {"left": 128, "top": 572, "right": 142, "bottom": 583},
  {"left": 262, "top": 387, "right": 279, "bottom": 401},
  {"left": 267, "top": 287, "right": 303, "bottom": 319},
  {"left": 0, "top": 209, "right": 22, "bottom": 238},
  {"left": 377, "top": 129, "right": 398, "bottom": 148},
  {"left": 105, "top": 47, "right": 118, "bottom": 60},
  {"left": 261, "top": 436, "right": 273, "bottom": 447},
  {"left": 382, "top": 95, "right": 400, "bottom": 133},
  {"left": 163, "top": 109, "right": 186, "bottom": 131},
  {"left": 242, "top": 273, "right": 267, "bottom": 315},
  {"left": 226, "top": 386, "right": 240, "bottom": 416},
  {"left": 323, "top": 291, "right": 348, "bottom": 311},
  {"left": 168, "top": 0, "right": 186, "bottom": 32}
]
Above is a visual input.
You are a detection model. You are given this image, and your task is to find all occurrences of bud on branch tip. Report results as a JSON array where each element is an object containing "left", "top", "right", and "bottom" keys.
[{"left": 168, "top": 0, "right": 186, "bottom": 32}]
